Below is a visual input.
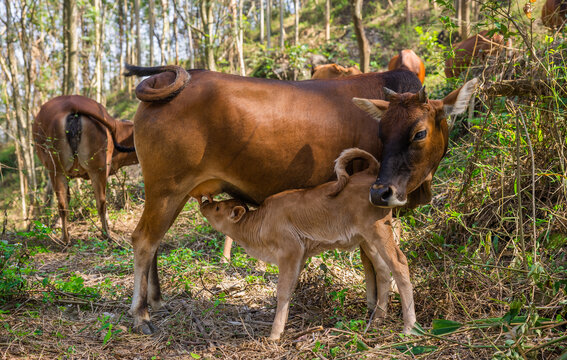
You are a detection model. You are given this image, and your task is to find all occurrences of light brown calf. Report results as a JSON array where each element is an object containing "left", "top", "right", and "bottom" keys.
[
  {"left": 33, "top": 96, "right": 137, "bottom": 243},
  {"left": 200, "top": 148, "right": 415, "bottom": 340},
  {"left": 388, "top": 49, "right": 426, "bottom": 84},
  {"left": 311, "top": 63, "right": 362, "bottom": 79}
]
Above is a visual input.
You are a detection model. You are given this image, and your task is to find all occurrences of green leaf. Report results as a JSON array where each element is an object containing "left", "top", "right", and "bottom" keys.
[
  {"left": 190, "top": 353, "right": 201, "bottom": 359},
  {"left": 103, "top": 325, "right": 112, "bottom": 345},
  {"left": 395, "top": 345, "right": 437, "bottom": 355},
  {"left": 410, "top": 322, "right": 426, "bottom": 336},
  {"left": 431, "top": 319, "right": 463, "bottom": 335}
]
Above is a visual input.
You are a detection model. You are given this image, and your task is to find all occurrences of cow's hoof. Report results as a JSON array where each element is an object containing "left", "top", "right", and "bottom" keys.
[
  {"left": 267, "top": 334, "right": 282, "bottom": 342},
  {"left": 134, "top": 320, "right": 156, "bottom": 335}
]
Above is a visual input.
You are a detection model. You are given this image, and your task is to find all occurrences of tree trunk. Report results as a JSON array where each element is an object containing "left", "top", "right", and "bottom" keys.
[
  {"left": 201, "top": 0, "right": 216, "bottom": 71},
  {"left": 460, "top": 0, "right": 470, "bottom": 40},
  {"left": 65, "top": 0, "right": 79, "bottom": 94},
  {"left": 267, "top": 0, "right": 271, "bottom": 50},
  {"left": 149, "top": 0, "right": 155, "bottom": 66},
  {"left": 94, "top": 0, "right": 104, "bottom": 103},
  {"left": 231, "top": 0, "right": 246, "bottom": 75},
  {"left": 294, "top": 0, "right": 299, "bottom": 44},
  {"left": 260, "top": 0, "right": 265, "bottom": 44},
  {"left": 173, "top": 4, "right": 179, "bottom": 64},
  {"left": 118, "top": 0, "right": 125, "bottom": 91},
  {"left": 325, "top": 0, "right": 330, "bottom": 41},
  {"left": 350, "top": 0, "right": 370, "bottom": 72},
  {"left": 238, "top": 0, "right": 245, "bottom": 74},
  {"left": 183, "top": 0, "right": 195, "bottom": 68},
  {"left": 406, "top": 0, "right": 411, "bottom": 27},
  {"left": 134, "top": 0, "right": 142, "bottom": 65},
  {"left": 160, "top": 0, "right": 170, "bottom": 64},
  {"left": 279, "top": 0, "right": 284, "bottom": 50}
]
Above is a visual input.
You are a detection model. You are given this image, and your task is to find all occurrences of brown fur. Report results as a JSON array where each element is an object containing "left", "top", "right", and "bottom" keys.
[
  {"left": 311, "top": 63, "right": 362, "bottom": 79},
  {"left": 542, "top": 0, "right": 567, "bottom": 29},
  {"left": 122, "top": 65, "right": 428, "bottom": 335},
  {"left": 444, "top": 30, "right": 509, "bottom": 78},
  {"left": 352, "top": 78, "right": 478, "bottom": 208},
  {"left": 388, "top": 49, "right": 426, "bottom": 84},
  {"left": 200, "top": 148, "right": 415, "bottom": 340},
  {"left": 33, "top": 95, "right": 138, "bottom": 243}
]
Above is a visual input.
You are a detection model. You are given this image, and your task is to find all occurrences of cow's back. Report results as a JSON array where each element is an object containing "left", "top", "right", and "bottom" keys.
[{"left": 133, "top": 70, "right": 421, "bottom": 204}]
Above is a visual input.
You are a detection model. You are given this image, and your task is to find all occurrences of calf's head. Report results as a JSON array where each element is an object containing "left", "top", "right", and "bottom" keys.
[
  {"left": 200, "top": 199, "right": 249, "bottom": 232},
  {"left": 353, "top": 78, "right": 478, "bottom": 208}
]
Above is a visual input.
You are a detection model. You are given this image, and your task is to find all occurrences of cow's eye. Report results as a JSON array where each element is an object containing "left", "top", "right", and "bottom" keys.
[{"left": 414, "top": 130, "right": 427, "bottom": 141}]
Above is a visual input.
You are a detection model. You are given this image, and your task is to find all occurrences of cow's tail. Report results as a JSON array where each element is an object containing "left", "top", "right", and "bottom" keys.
[
  {"left": 327, "top": 148, "right": 379, "bottom": 197},
  {"left": 66, "top": 96, "right": 136, "bottom": 153},
  {"left": 123, "top": 64, "right": 190, "bottom": 103},
  {"left": 65, "top": 113, "right": 82, "bottom": 156}
]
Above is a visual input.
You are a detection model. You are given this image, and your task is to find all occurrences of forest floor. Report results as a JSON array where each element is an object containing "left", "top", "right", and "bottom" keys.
[{"left": 0, "top": 179, "right": 565, "bottom": 359}]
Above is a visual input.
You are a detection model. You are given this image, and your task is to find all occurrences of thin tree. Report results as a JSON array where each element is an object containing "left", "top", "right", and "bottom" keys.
[
  {"left": 267, "top": 0, "right": 271, "bottom": 50},
  {"left": 94, "top": 0, "right": 105, "bottom": 103},
  {"left": 325, "top": 0, "right": 330, "bottom": 41},
  {"left": 406, "top": 0, "right": 411, "bottom": 27},
  {"left": 460, "top": 0, "right": 470, "bottom": 40},
  {"left": 260, "top": 0, "right": 264, "bottom": 44},
  {"left": 200, "top": 0, "right": 217, "bottom": 70},
  {"left": 279, "top": 0, "right": 284, "bottom": 50},
  {"left": 295, "top": 0, "right": 299, "bottom": 44},
  {"left": 350, "top": 0, "right": 370, "bottom": 72},
  {"left": 160, "top": 0, "right": 170, "bottom": 64},
  {"left": 134, "top": 0, "right": 142, "bottom": 66},
  {"left": 149, "top": 0, "right": 155, "bottom": 66},
  {"left": 65, "top": 0, "right": 79, "bottom": 94}
]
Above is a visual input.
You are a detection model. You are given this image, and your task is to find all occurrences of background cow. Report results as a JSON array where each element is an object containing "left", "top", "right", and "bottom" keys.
[
  {"left": 445, "top": 30, "right": 509, "bottom": 78},
  {"left": 311, "top": 63, "right": 362, "bottom": 79},
  {"left": 542, "top": 0, "right": 567, "bottom": 29},
  {"left": 388, "top": 49, "right": 426, "bottom": 84},
  {"left": 33, "top": 95, "right": 137, "bottom": 243}
]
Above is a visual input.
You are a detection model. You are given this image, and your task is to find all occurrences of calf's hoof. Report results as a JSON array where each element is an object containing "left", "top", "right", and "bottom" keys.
[
  {"left": 268, "top": 333, "right": 282, "bottom": 341},
  {"left": 133, "top": 320, "right": 157, "bottom": 335}
]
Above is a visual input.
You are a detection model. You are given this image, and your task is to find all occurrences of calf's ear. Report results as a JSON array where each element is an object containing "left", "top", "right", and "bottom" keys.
[
  {"left": 230, "top": 206, "right": 247, "bottom": 223},
  {"left": 352, "top": 98, "right": 389, "bottom": 123},
  {"left": 442, "top": 78, "right": 478, "bottom": 115}
]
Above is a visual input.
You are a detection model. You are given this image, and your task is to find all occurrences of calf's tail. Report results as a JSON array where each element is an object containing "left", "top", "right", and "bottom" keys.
[
  {"left": 327, "top": 148, "right": 379, "bottom": 197},
  {"left": 124, "top": 64, "right": 190, "bottom": 103}
]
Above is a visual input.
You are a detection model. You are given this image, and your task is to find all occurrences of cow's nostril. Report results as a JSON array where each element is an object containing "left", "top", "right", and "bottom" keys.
[{"left": 380, "top": 187, "right": 393, "bottom": 201}]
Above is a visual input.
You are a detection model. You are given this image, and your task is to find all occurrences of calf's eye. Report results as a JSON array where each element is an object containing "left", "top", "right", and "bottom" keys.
[{"left": 414, "top": 130, "right": 427, "bottom": 141}]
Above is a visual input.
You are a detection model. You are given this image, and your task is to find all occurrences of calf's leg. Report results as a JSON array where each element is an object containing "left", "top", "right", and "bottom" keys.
[
  {"left": 271, "top": 248, "right": 305, "bottom": 340},
  {"left": 366, "top": 220, "right": 416, "bottom": 334},
  {"left": 361, "top": 242, "right": 391, "bottom": 318}
]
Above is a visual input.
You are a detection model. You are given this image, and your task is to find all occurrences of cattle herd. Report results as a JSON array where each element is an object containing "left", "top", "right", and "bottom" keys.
[{"left": 31, "top": 8, "right": 558, "bottom": 338}]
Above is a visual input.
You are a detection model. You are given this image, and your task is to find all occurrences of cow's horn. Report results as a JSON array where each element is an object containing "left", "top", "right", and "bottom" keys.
[
  {"left": 418, "top": 85, "right": 428, "bottom": 103},
  {"left": 383, "top": 87, "right": 397, "bottom": 100}
]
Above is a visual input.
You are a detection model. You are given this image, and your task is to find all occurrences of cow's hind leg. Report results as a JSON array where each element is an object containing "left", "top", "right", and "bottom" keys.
[
  {"left": 130, "top": 189, "right": 190, "bottom": 334},
  {"left": 88, "top": 170, "right": 111, "bottom": 240},
  {"left": 51, "top": 172, "right": 70, "bottom": 244},
  {"left": 147, "top": 193, "right": 191, "bottom": 314}
]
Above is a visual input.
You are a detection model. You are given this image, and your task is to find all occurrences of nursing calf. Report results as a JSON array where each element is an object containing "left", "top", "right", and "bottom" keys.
[
  {"left": 33, "top": 96, "right": 137, "bottom": 243},
  {"left": 200, "top": 148, "right": 414, "bottom": 340}
]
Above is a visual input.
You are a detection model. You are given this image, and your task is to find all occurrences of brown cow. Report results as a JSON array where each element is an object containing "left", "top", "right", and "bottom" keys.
[
  {"left": 311, "top": 63, "right": 362, "bottom": 79},
  {"left": 33, "top": 96, "right": 137, "bottom": 243},
  {"left": 388, "top": 49, "right": 426, "bottom": 84},
  {"left": 122, "top": 64, "right": 475, "bottom": 335},
  {"left": 445, "top": 30, "right": 508, "bottom": 78},
  {"left": 542, "top": 0, "right": 567, "bottom": 29},
  {"left": 353, "top": 78, "right": 478, "bottom": 207},
  {"left": 200, "top": 148, "right": 414, "bottom": 340}
]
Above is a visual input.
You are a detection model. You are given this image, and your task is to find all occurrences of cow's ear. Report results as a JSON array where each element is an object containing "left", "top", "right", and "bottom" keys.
[
  {"left": 353, "top": 98, "right": 389, "bottom": 123},
  {"left": 442, "top": 78, "right": 478, "bottom": 115},
  {"left": 230, "top": 206, "right": 247, "bottom": 223},
  {"left": 405, "top": 180, "right": 433, "bottom": 209}
]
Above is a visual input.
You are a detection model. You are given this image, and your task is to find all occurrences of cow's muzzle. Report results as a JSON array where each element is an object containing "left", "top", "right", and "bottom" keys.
[{"left": 369, "top": 183, "right": 407, "bottom": 208}]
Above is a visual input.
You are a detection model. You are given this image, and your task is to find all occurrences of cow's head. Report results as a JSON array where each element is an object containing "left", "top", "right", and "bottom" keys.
[{"left": 353, "top": 78, "right": 478, "bottom": 208}]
